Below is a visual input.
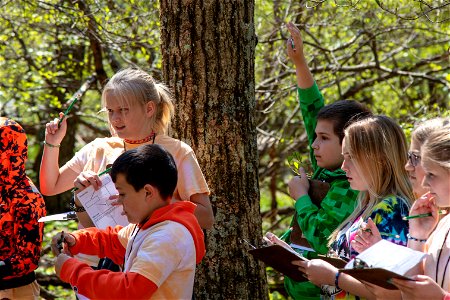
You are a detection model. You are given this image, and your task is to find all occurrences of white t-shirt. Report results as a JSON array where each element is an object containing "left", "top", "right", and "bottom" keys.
[{"left": 118, "top": 221, "right": 197, "bottom": 299}]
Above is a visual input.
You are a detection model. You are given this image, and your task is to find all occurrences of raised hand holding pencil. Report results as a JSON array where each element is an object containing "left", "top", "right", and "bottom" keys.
[{"left": 43, "top": 75, "right": 96, "bottom": 149}]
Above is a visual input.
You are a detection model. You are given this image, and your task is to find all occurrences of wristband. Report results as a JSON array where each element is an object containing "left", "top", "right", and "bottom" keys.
[
  {"left": 70, "top": 196, "right": 86, "bottom": 212},
  {"left": 335, "top": 271, "right": 341, "bottom": 289},
  {"left": 43, "top": 141, "right": 61, "bottom": 148},
  {"left": 407, "top": 233, "right": 427, "bottom": 243}
]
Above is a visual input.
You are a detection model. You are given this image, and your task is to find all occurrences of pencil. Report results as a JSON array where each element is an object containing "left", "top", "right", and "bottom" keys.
[
  {"left": 361, "top": 228, "right": 400, "bottom": 239},
  {"left": 71, "top": 167, "right": 112, "bottom": 192},
  {"left": 58, "top": 75, "right": 96, "bottom": 126},
  {"left": 403, "top": 209, "right": 447, "bottom": 220},
  {"left": 58, "top": 96, "right": 79, "bottom": 126}
]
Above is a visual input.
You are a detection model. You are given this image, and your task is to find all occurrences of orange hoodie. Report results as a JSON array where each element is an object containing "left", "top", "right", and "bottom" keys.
[{"left": 60, "top": 201, "right": 205, "bottom": 299}]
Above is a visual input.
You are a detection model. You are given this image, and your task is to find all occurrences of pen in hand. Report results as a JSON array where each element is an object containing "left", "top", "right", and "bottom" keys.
[
  {"left": 56, "top": 231, "right": 65, "bottom": 254},
  {"left": 71, "top": 167, "right": 112, "bottom": 192},
  {"left": 403, "top": 209, "right": 447, "bottom": 220}
]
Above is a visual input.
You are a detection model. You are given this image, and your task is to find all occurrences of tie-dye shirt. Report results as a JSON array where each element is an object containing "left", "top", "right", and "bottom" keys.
[{"left": 321, "top": 194, "right": 410, "bottom": 299}]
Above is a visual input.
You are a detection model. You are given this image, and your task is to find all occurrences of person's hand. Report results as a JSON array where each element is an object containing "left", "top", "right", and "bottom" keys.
[
  {"left": 54, "top": 253, "right": 71, "bottom": 278},
  {"left": 391, "top": 275, "right": 447, "bottom": 300},
  {"left": 109, "top": 194, "right": 121, "bottom": 206},
  {"left": 264, "top": 232, "right": 292, "bottom": 249},
  {"left": 362, "top": 281, "right": 401, "bottom": 300},
  {"left": 51, "top": 231, "right": 76, "bottom": 256},
  {"left": 408, "top": 193, "right": 439, "bottom": 240},
  {"left": 288, "top": 167, "right": 309, "bottom": 200},
  {"left": 292, "top": 259, "right": 336, "bottom": 287},
  {"left": 286, "top": 22, "right": 306, "bottom": 67},
  {"left": 352, "top": 218, "right": 382, "bottom": 253},
  {"left": 44, "top": 112, "right": 68, "bottom": 146},
  {"left": 73, "top": 171, "right": 102, "bottom": 192}
]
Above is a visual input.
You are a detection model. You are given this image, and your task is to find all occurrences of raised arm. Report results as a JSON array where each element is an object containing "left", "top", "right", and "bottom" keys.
[
  {"left": 286, "top": 22, "right": 314, "bottom": 89},
  {"left": 40, "top": 113, "right": 79, "bottom": 195}
]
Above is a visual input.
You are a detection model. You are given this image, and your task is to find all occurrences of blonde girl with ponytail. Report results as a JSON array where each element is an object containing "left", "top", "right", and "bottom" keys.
[{"left": 41, "top": 67, "right": 214, "bottom": 230}]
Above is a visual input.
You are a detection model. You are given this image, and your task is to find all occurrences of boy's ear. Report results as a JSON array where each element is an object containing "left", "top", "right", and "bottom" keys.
[{"left": 144, "top": 184, "right": 154, "bottom": 200}]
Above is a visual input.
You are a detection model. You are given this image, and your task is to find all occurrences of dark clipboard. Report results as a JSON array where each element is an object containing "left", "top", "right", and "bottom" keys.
[
  {"left": 248, "top": 245, "right": 308, "bottom": 282},
  {"left": 290, "top": 180, "right": 330, "bottom": 247},
  {"left": 340, "top": 268, "right": 414, "bottom": 290},
  {"left": 248, "top": 244, "right": 348, "bottom": 282}
]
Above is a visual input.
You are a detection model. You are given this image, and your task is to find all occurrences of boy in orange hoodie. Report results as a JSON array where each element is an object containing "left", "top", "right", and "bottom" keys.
[{"left": 51, "top": 144, "right": 205, "bottom": 299}]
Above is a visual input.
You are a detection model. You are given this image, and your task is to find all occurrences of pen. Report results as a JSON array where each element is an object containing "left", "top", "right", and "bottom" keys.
[
  {"left": 361, "top": 228, "right": 400, "bottom": 239},
  {"left": 58, "top": 75, "right": 97, "bottom": 126},
  {"left": 71, "top": 167, "right": 112, "bottom": 192},
  {"left": 402, "top": 209, "right": 447, "bottom": 220}
]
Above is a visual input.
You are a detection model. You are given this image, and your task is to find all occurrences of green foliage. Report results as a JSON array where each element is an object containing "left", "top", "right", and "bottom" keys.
[{"left": 0, "top": 0, "right": 449, "bottom": 298}]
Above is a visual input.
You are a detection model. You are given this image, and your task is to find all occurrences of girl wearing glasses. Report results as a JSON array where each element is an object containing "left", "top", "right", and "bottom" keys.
[
  {"left": 391, "top": 125, "right": 450, "bottom": 299},
  {"left": 405, "top": 118, "right": 449, "bottom": 198}
]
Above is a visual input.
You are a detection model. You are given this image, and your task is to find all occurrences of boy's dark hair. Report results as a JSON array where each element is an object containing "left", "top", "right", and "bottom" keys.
[
  {"left": 317, "top": 100, "right": 372, "bottom": 143},
  {"left": 110, "top": 144, "right": 177, "bottom": 199}
]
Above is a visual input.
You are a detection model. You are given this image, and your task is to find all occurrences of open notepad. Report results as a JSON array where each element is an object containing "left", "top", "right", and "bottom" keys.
[
  {"left": 341, "top": 239, "right": 426, "bottom": 289},
  {"left": 76, "top": 174, "right": 128, "bottom": 229}
]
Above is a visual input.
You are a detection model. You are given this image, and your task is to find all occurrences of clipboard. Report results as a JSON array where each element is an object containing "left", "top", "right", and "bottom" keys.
[
  {"left": 340, "top": 268, "right": 413, "bottom": 290},
  {"left": 248, "top": 245, "right": 308, "bottom": 282}
]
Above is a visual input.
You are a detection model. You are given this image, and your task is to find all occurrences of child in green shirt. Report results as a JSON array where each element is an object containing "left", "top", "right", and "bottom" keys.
[{"left": 282, "top": 22, "right": 372, "bottom": 299}]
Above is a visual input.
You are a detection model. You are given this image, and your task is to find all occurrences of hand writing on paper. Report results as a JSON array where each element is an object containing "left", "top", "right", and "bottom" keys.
[
  {"left": 73, "top": 171, "right": 103, "bottom": 192},
  {"left": 352, "top": 218, "right": 382, "bottom": 253},
  {"left": 391, "top": 275, "right": 447, "bottom": 300}
]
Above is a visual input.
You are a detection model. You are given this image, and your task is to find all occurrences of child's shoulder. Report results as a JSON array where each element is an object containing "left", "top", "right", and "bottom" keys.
[
  {"left": 156, "top": 135, "right": 194, "bottom": 156},
  {"left": 373, "top": 194, "right": 410, "bottom": 212}
]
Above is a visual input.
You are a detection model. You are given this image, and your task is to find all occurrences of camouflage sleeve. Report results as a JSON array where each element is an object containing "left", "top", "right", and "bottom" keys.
[
  {"left": 1, "top": 192, "right": 45, "bottom": 278},
  {"left": 298, "top": 82, "right": 325, "bottom": 171},
  {"left": 294, "top": 179, "right": 358, "bottom": 254}
]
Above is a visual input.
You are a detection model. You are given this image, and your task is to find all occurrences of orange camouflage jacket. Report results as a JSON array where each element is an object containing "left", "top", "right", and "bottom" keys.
[{"left": 0, "top": 118, "right": 46, "bottom": 289}]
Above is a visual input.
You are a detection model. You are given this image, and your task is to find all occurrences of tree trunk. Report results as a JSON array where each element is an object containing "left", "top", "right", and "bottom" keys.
[{"left": 160, "top": 1, "right": 268, "bottom": 299}]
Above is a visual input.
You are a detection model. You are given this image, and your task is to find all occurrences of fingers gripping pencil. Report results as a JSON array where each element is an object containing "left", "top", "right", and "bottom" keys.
[{"left": 58, "top": 74, "right": 97, "bottom": 126}]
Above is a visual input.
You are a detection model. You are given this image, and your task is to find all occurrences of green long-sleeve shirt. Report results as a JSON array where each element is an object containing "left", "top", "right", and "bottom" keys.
[{"left": 284, "top": 83, "right": 358, "bottom": 299}]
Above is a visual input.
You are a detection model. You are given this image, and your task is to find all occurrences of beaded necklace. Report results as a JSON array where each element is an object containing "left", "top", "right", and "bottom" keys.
[
  {"left": 123, "top": 132, "right": 156, "bottom": 151},
  {"left": 124, "top": 131, "right": 156, "bottom": 145}
]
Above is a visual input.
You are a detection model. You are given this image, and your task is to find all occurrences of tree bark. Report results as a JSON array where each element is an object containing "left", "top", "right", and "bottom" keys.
[{"left": 160, "top": 0, "right": 268, "bottom": 299}]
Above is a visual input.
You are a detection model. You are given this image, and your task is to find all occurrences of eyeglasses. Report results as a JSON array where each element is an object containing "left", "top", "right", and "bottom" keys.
[{"left": 407, "top": 152, "right": 421, "bottom": 167}]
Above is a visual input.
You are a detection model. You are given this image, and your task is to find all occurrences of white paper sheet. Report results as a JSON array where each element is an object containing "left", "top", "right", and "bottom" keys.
[
  {"left": 76, "top": 174, "right": 129, "bottom": 229},
  {"left": 345, "top": 239, "right": 426, "bottom": 275}
]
